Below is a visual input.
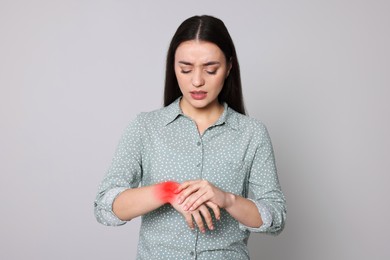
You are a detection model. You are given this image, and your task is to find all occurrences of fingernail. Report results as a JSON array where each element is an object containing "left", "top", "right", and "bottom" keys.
[
  {"left": 210, "top": 226, "right": 214, "bottom": 230},
  {"left": 189, "top": 207, "right": 194, "bottom": 211}
]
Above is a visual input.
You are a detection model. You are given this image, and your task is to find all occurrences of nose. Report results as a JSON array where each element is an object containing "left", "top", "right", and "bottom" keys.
[{"left": 191, "top": 69, "right": 205, "bottom": 87}]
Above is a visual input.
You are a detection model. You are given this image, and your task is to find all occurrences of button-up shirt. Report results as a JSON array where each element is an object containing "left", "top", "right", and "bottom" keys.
[{"left": 94, "top": 97, "right": 286, "bottom": 259}]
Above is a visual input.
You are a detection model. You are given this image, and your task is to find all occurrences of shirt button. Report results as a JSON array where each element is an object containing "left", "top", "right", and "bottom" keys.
[
  {"left": 196, "top": 163, "right": 201, "bottom": 167},
  {"left": 197, "top": 141, "right": 201, "bottom": 146},
  {"left": 190, "top": 251, "right": 194, "bottom": 256}
]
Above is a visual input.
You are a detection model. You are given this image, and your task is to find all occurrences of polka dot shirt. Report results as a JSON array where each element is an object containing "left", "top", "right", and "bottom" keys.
[{"left": 94, "top": 97, "right": 286, "bottom": 259}]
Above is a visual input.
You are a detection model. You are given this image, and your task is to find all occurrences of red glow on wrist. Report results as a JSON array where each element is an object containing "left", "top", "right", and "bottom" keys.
[{"left": 154, "top": 181, "right": 179, "bottom": 204}]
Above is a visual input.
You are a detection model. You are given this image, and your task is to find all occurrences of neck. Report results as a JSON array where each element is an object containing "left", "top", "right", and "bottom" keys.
[{"left": 180, "top": 99, "right": 224, "bottom": 123}]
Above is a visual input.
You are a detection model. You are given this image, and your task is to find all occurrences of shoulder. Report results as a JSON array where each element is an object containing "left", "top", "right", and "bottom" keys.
[
  {"left": 131, "top": 106, "right": 172, "bottom": 128},
  {"left": 121, "top": 107, "right": 169, "bottom": 140},
  {"left": 227, "top": 108, "right": 273, "bottom": 147},
  {"left": 228, "top": 108, "right": 268, "bottom": 134}
]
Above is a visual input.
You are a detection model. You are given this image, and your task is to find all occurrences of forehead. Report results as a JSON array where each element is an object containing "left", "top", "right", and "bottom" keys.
[{"left": 175, "top": 40, "right": 225, "bottom": 63}]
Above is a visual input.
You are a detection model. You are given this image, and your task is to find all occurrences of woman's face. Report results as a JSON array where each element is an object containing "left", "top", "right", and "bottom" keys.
[{"left": 174, "top": 40, "right": 231, "bottom": 112}]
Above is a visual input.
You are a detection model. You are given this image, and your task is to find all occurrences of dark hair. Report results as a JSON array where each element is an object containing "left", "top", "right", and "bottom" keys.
[{"left": 164, "top": 15, "right": 246, "bottom": 115}]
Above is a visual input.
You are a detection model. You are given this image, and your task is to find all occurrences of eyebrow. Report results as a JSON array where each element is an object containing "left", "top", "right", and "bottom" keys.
[{"left": 178, "top": 61, "right": 221, "bottom": 66}]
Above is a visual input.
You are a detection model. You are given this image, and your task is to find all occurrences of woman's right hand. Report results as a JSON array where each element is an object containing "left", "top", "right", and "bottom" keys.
[{"left": 170, "top": 199, "right": 220, "bottom": 233}]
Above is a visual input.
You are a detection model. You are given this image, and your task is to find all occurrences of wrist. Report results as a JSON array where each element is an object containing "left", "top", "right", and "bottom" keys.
[
  {"left": 224, "top": 192, "right": 236, "bottom": 209},
  {"left": 154, "top": 181, "right": 180, "bottom": 204}
]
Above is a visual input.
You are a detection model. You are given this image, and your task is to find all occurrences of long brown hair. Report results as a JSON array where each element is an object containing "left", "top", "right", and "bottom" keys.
[{"left": 164, "top": 15, "right": 246, "bottom": 115}]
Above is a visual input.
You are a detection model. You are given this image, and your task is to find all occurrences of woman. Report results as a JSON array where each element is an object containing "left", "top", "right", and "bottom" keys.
[{"left": 94, "top": 15, "right": 286, "bottom": 259}]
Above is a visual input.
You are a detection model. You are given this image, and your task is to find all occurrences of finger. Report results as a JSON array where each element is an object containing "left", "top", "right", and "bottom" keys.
[
  {"left": 185, "top": 181, "right": 214, "bottom": 210},
  {"left": 198, "top": 205, "right": 214, "bottom": 230},
  {"left": 206, "top": 201, "right": 220, "bottom": 221},
  {"left": 185, "top": 190, "right": 209, "bottom": 211},
  {"left": 175, "top": 180, "right": 198, "bottom": 193},
  {"left": 176, "top": 182, "right": 203, "bottom": 204},
  {"left": 191, "top": 211, "right": 206, "bottom": 233},
  {"left": 184, "top": 214, "right": 195, "bottom": 230}
]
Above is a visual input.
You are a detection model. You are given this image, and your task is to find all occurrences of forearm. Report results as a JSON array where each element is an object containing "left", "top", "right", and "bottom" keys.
[
  {"left": 113, "top": 181, "right": 179, "bottom": 221},
  {"left": 112, "top": 185, "right": 163, "bottom": 221},
  {"left": 224, "top": 193, "right": 263, "bottom": 228}
]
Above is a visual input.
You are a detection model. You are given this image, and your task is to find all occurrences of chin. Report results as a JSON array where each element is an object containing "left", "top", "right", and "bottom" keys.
[
  {"left": 190, "top": 100, "right": 212, "bottom": 109},
  {"left": 182, "top": 95, "right": 217, "bottom": 110}
]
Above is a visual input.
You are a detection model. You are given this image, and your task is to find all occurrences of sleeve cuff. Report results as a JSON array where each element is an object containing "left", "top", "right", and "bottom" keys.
[
  {"left": 238, "top": 199, "right": 273, "bottom": 232},
  {"left": 95, "top": 187, "right": 128, "bottom": 226}
]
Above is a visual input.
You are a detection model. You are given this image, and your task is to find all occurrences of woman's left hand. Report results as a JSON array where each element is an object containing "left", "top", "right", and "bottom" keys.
[{"left": 175, "top": 180, "right": 234, "bottom": 212}]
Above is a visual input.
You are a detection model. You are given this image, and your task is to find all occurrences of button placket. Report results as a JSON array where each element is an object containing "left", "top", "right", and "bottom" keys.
[{"left": 196, "top": 140, "right": 204, "bottom": 178}]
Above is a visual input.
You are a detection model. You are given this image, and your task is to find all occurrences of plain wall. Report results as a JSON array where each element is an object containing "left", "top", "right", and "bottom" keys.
[{"left": 1, "top": 0, "right": 389, "bottom": 259}]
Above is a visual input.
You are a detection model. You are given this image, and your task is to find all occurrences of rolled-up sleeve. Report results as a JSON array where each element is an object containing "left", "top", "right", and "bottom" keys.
[
  {"left": 94, "top": 114, "right": 144, "bottom": 226},
  {"left": 239, "top": 124, "right": 286, "bottom": 234}
]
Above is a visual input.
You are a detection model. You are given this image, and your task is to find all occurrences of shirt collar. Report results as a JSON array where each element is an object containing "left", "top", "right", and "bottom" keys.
[
  {"left": 163, "top": 97, "right": 184, "bottom": 126},
  {"left": 163, "top": 96, "right": 239, "bottom": 131}
]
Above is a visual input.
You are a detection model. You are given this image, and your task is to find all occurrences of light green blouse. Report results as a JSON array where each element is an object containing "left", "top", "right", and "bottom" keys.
[{"left": 94, "top": 98, "right": 286, "bottom": 259}]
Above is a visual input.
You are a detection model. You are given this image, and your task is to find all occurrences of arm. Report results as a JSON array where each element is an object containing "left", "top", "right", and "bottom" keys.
[
  {"left": 112, "top": 181, "right": 220, "bottom": 223},
  {"left": 94, "top": 115, "right": 145, "bottom": 226},
  {"left": 242, "top": 125, "right": 286, "bottom": 234},
  {"left": 103, "top": 178, "right": 220, "bottom": 231},
  {"left": 93, "top": 115, "right": 219, "bottom": 228},
  {"left": 112, "top": 184, "right": 165, "bottom": 221},
  {"left": 94, "top": 117, "right": 184, "bottom": 223},
  {"left": 94, "top": 117, "right": 219, "bottom": 230},
  {"left": 224, "top": 193, "right": 263, "bottom": 228}
]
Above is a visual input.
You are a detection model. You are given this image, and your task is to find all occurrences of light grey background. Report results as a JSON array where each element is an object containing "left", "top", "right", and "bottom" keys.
[{"left": 1, "top": 0, "right": 389, "bottom": 259}]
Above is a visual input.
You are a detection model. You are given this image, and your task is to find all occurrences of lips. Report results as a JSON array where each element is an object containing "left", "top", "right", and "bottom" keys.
[{"left": 190, "top": 91, "right": 207, "bottom": 100}]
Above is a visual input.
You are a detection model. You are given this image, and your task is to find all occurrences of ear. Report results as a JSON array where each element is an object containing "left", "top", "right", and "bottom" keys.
[{"left": 226, "top": 58, "right": 232, "bottom": 78}]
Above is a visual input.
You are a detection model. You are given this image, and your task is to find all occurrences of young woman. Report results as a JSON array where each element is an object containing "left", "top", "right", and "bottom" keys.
[{"left": 94, "top": 15, "right": 286, "bottom": 259}]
